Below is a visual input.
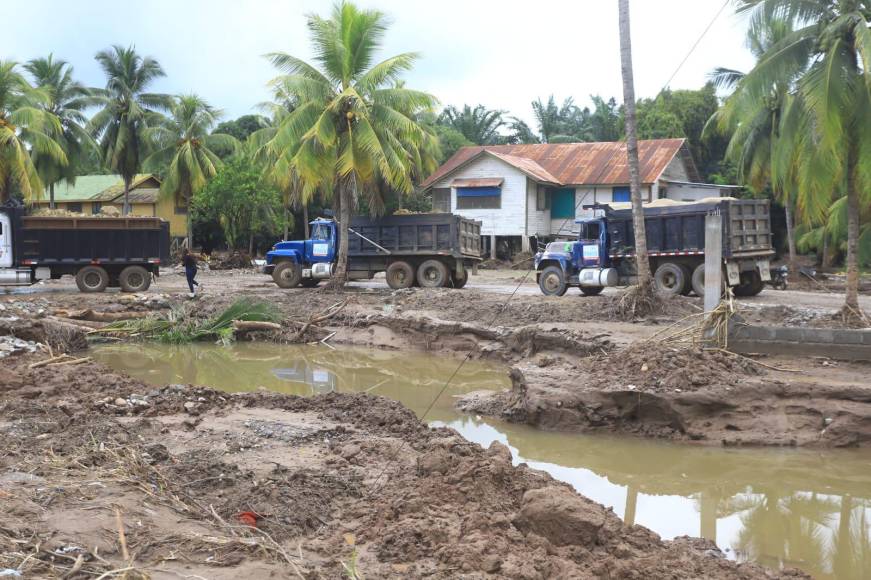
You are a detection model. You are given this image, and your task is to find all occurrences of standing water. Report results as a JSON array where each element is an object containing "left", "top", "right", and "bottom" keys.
[{"left": 92, "top": 342, "right": 871, "bottom": 580}]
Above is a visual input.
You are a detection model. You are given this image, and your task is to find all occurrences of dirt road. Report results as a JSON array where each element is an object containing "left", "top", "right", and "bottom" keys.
[{"left": 10, "top": 266, "right": 870, "bottom": 316}]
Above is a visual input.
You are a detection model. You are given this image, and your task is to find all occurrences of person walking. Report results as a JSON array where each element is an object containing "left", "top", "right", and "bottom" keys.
[{"left": 182, "top": 248, "right": 201, "bottom": 297}]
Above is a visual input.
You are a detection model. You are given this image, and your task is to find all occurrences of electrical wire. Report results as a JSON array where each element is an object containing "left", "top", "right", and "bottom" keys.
[{"left": 367, "top": 0, "right": 733, "bottom": 492}]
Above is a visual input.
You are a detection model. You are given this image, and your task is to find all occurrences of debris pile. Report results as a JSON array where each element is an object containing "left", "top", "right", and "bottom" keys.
[{"left": 581, "top": 343, "right": 760, "bottom": 392}]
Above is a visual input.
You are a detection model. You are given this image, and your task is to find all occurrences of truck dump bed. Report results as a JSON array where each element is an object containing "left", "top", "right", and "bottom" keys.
[
  {"left": 17, "top": 215, "right": 170, "bottom": 265},
  {"left": 606, "top": 199, "right": 773, "bottom": 258},
  {"left": 348, "top": 214, "right": 482, "bottom": 259}
]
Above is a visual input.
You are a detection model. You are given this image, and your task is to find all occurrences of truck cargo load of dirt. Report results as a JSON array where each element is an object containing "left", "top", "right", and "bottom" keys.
[{"left": 0, "top": 353, "right": 803, "bottom": 579}]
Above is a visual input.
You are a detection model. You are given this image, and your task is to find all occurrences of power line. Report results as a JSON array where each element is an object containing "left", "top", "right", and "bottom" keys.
[
  {"left": 368, "top": 0, "right": 733, "bottom": 492},
  {"left": 661, "top": 0, "right": 732, "bottom": 91}
]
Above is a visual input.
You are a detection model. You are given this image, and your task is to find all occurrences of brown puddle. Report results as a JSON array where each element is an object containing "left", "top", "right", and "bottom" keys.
[{"left": 93, "top": 342, "right": 871, "bottom": 580}]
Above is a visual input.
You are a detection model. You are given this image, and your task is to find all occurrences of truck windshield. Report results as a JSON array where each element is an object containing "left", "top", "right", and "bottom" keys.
[{"left": 311, "top": 224, "right": 330, "bottom": 240}]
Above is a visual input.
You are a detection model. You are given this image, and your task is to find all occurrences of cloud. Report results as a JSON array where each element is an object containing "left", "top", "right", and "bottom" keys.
[{"left": 5, "top": 0, "right": 754, "bottom": 126}]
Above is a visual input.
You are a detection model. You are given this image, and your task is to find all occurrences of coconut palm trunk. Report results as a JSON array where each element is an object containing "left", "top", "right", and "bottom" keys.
[
  {"left": 122, "top": 177, "right": 131, "bottom": 216},
  {"left": 783, "top": 200, "right": 797, "bottom": 273},
  {"left": 49, "top": 183, "right": 55, "bottom": 209},
  {"left": 845, "top": 158, "right": 860, "bottom": 315},
  {"left": 303, "top": 204, "right": 309, "bottom": 238},
  {"left": 618, "top": 0, "right": 652, "bottom": 288},
  {"left": 329, "top": 178, "right": 353, "bottom": 289}
]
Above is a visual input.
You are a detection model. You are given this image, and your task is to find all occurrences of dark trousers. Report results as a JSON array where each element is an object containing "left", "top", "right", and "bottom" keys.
[{"left": 185, "top": 267, "right": 199, "bottom": 292}]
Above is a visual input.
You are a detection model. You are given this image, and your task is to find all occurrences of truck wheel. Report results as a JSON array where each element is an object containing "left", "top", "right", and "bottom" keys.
[
  {"left": 417, "top": 259, "right": 449, "bottom": 288},
  {"left": 654, "top": 262, "right": 687, "bottom": 296},
  {"left": 733, "top": 271, "right": 764, "bottom": 297},
  {"left": 580, "top": 286, "right": 604, "bottom": 296},
  {"left": 119, "top": 266, "right": 151, "bottom": 292},
  {"left": 538, "top": 266, "right": 568, "bottom": 296},
  {"left": 450, "top": 269, "right": 468, "bottom": 289},
  {"left": 691, "top": 264, "right": 706, "bottom": 297},
  {"left": 386, "top": 261, "right": 414, "bottom": 289},
  {"left": 273, "top": 261, "right": 302, "bottom": 288},
  {"left": 75, "top": 265, "right": 109, "bottom": 293},
  {"left": 300, "top": 278, "right": 321, "bottom": 288}
]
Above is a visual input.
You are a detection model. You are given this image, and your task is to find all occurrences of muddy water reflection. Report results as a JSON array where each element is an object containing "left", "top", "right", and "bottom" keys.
[{"left": 93, "top": 343, "right": 871, "bottom": 580}]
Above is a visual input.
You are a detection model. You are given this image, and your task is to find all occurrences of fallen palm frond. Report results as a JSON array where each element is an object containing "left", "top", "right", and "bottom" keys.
[{"left": 90, "top": 299, "right": 281, "bottom": 344}]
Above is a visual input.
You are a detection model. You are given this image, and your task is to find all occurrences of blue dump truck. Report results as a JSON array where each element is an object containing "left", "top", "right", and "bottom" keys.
[
  {"left": 264, "top": 213, "right": 483, "bottom": 290},
  {"left": 0, "top": 202, "right": 169, "bottom": 292},
  {"left": 534, "top": 198, "right": 774, "bottom": 297}
]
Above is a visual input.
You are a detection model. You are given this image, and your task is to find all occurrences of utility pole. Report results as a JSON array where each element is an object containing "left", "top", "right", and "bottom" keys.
[{"left": 618, "top": 0, "right": 653, "bottom": 289}]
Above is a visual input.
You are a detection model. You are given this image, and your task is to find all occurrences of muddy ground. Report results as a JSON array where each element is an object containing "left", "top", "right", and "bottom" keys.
[
  {"left": 0, "top": 354, "right": 806, "bottom": 579},
  {"left": 0, "top": 267, "right": 867, "bottom": 576},
  {"left": 5, "top": 268, "right": 869, "bottom": 448}
]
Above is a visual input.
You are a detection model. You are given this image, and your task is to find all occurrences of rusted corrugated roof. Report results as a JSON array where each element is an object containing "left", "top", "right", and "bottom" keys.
[
  {"left": 486, "top": 151, "right": 560, "bottom": 185},
  {"left": 421, "top": 138, "right": 697, "bottom": 189},
  {"left": 450, "top": 177, "right": 504, "bottom": 188}
]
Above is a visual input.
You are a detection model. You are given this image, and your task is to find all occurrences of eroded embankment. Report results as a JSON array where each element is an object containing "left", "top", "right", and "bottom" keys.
[
  {"left": 0, "top": 354, "right": 804, "bottom": 579},
  {"left": 458, "top": 343, "right": 871, "bottom": 448}
]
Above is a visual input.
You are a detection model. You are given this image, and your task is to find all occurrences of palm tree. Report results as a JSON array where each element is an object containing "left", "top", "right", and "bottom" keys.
[
  {"left": 263, "top": 1, "right": 440, "bottom": 287},
  {"left": 438, "top": 104, "right": 505, "bottom": 145},
  {"left": 144, "top": 94, "right": 238, "bottom": 247},
  {"left": 89, "top": 45, "right": 170, "bottom": 215},
  {"left": 0, "top": 60, "right": 66, "bottom": 202},
  {"left": 736, "top": 0, "right": 871, "bottom": 321},
  {"left": 23, "top": 55, "right": 94, "bottom": 209},
  {"left": 709, "top": 17, "right": 798, "bottom": 273},
  {"left": 618, "top": 0, "right": 653, "bottom": 291}
]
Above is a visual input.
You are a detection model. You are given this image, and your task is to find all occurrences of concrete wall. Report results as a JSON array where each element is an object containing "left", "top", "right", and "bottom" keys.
[
  {"left": 433, "top": 154, "right": 528, "bottom": 237},
  {"left": 664, "top": 182, "right": 728, "bottom": 202},
  {"left": 729, "top": 324, "right": 871, "bottom": 361}
]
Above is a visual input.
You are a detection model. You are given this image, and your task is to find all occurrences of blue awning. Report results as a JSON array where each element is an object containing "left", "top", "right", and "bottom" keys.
[{"left": 456, "top": 186, "right": 501, "bottom": 198}]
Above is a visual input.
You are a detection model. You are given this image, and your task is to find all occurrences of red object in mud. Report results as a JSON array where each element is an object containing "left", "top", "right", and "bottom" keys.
[{"left": 237, "top": 511, "right": 258, "bottom": 528}]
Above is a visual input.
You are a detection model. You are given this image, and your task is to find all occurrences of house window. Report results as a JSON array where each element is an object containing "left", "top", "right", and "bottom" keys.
[
  {"left": 432, "top": 188, "right": 450, "bottom": 213},
  {"left": 536, "top": 187, "right": 551, "bottom": 211},
  {"left": 91, "top": 202, "right": 102, "bottom": 215},
  {"left": 551, "top": 188, "right": 575, "bottom": 219},
  {"left": 456, "top": 186, "right": 501, "bottom": 210},
  {"left": 66, "top": 203, "right": 82, "bottom": 213},
  {"left": 612, "top": 187, "right": 631, "bottom": 202}
]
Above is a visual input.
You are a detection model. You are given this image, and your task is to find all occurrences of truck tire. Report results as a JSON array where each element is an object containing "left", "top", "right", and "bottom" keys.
[
  {"left": 538, "top": 266, "right": 568, "bottom": 296},
  {"left": 654, "top": 262, "right": 687, "bottom": 296},
  {"left": 691, "top": 264, "right": 706, "bottom": 297},
  {"left": 273, "top": 261, "right": 302, "bottom": 288},
  {"left": 450, "top": 269, "right": 468, "bottom": 289},
  {"left": 386, "top": 261, "right": 414, "bottom": 290},
  {"left": 119, "top": 265, "right": 151, "bottom": 292},
  {"left": 733, "top": 271, "right": 764, "bottom": 297},
  {"left": 580, "top": 286, "right": 604, "bottom": 296},
  {"left": 75, "top": 265, "right": 109, "bottom": 293},
  {"left": 417, "top": 259, "right": 449, "bottom": 288}
]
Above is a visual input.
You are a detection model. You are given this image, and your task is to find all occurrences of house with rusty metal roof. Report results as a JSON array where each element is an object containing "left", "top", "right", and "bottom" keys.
[{"left": 420, "top": 138, "right": 737, "bottom": 257}]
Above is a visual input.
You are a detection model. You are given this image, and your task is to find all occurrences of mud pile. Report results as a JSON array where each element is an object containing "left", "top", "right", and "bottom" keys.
[
  {"left": 578, "top": 343, "right": 761, "bottom": 392},
  {"left": 0, "top": 353, "right": 802, "bottom": 578}
]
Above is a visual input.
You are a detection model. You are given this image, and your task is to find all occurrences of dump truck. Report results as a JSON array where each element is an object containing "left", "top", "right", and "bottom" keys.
[
  {"left": 534, "top": 198, "right": 774, "bottom": 297},
  {"left": 0, "top": 203, "right": 170, "bottom": 292},
  {"left": 264, "top": 213, "right": 483, "bottom": 289}
]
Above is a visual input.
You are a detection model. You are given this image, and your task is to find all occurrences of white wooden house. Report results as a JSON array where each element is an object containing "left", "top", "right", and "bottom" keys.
[{"left": 420, "top": 138, "right": 738, "bottom": 257}]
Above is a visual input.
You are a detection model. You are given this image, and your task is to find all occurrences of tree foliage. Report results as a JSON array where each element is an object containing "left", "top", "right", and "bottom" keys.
[
  {"left": 259, "top": 0, "right": 440, "bottom": 285},
  {"left": 88, "top": 45, "right": 170, "bottom": 213},
  {"left": 0, "top": 60, "right": 66, "bottom": 201},
  {"left": 438, "top": 104, "right": 505, "bottom": 145},
  {"left": 193, "top": 157, "right": 284, "bottom": 252},
  {"left": 144, "top": 94, "right": 239, "bottom": 244},
  {"left": 23, "top": 55, "right": 94, "bottom": 206}
]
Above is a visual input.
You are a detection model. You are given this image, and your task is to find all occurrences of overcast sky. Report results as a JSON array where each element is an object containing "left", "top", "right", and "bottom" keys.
[{"left": 3, "top": 0, "right": 756, "bottom": 127}]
